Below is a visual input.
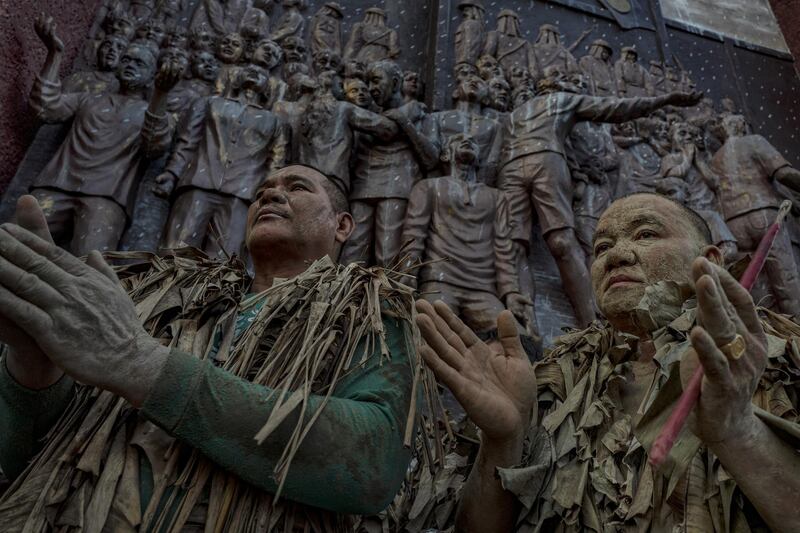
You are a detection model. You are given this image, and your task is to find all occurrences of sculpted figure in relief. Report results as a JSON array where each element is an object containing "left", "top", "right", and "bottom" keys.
[{"left": 29, "top": 15, "right": 179, "bottom": 256}]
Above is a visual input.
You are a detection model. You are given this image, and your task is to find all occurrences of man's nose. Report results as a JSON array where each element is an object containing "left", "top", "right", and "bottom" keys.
[
  {"left": 260, "top": 188, "right": 288, "bottom": 205},
  {"left": 605, "top": 242, "right": 636, "bottom": 270}
]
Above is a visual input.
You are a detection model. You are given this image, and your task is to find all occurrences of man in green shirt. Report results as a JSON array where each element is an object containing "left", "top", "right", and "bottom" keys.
[{"left": 0, "top": 165, "right": 417, "bottom": 531}]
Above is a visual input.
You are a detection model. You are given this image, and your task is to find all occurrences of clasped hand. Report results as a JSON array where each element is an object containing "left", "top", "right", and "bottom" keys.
[{"left": 0, "top": 197, "right": 167, "bottom": 406}]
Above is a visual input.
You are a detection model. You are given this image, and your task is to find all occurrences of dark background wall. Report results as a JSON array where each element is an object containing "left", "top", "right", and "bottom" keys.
[{"left": 0, "top": 0, "right": 103, "bottom": 196}]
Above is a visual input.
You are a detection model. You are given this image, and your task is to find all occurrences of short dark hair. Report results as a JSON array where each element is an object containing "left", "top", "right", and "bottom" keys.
[
  {"left": 616, "top": 192, "right": 712, "bottom": 245},
  {"left": 320, "top": 177, "right": 349, "bottom": 215}
]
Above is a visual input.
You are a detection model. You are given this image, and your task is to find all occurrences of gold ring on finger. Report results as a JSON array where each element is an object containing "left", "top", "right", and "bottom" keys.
[{"left": 719, "top": 334, "right": 746, "bottom": 360}]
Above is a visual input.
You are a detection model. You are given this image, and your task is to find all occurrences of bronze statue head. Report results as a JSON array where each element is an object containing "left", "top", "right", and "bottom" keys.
[
  {"left": 590, "top": 39, "right": 612, "bottom": 61},
  {"left": 496, "top": 9, "right": 520, "bottom": 37},
  {"left": 367, "top": 60, "right": 403, "bottom": 108},
  {"left": 476, "top": 54, "right": 502, "bottom": 81},
  {"left": 507, "top": 66, "right": 532, "bottom": 91},
  {"left": 158, "top": 46, "right": 190, "bottom": 79},
  {"left": 252, "top": 39, "right": 283, "bottom": 70},
  {"left": 190, "top": 23, "right": 216, "bottom": 52},
  {"left": 190, "top": 50, "right": 220, "bottom": 82},
  {"left": 312, "top": 49, "right": 342, "bottom": 74},
  {"left": 364, "top": 7, "right": 387, "bottom": 26},
  {"left": 486, "top": 75, "right": 510, "bottom": 111},
  {"left": 217, "top": 32, "right": 245, "bottom": 63},
  {"left": 344, "top": 77, "right": 371, "bottom": 108},
  {"left": 136, "top": 19, "right": 166, "bottom": 47},
  {"left": 454, "top": 62, "right": 479, "bottom": 82},
  {"left": 282, "top": 36, "right": 308, "bottom": 64},
  {"left": 109, "top": 10, "right": 136, "bottom": 40},
  {"left": 402, "top": 70, "right": 422, "bottom": 100},
  {"left": 446, "top": 133, "right": 481, "bottom": 168},
  {"left": 97, "top": 34, "right": 128, "bottom": 71},
  {"left": 453, "top": 73, "right": 488, "bottom": 104},
  {"left": 536, "top": 24, "right": 560, "bottom": 46},
  {"left": 512, "top": 85, "right": 534, "bottom": 108},
  {"left": 721, "top": 114, "right": 748, "bottom": 140},
  {"left": 116, "top": 43, "right": 157, "bottom": 89},
  {"left": 458, "top": 0, "right": 485, "bottom": 20},
  {"left": 344, "top": 59, "right": 366, "bottom": 80}
]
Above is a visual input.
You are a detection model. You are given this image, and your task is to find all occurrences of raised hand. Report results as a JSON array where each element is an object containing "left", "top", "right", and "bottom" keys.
[
  {"left": 668, "top": 90, "right": 704, "bottom": 107},
  {"left": 0, "top": 222, "right": 168, "bottom": 406},
  {"left": 683, "top": 257, "right": 768, "bottom": 444},
  {"left": 154, "top": 59, "right": 184, "bottom": 93},
  {"left": 34, "top": 14, "right": 64, "bottom": 53},
  {"left": 415, "top": 299, "right": 536, "bottom": 443}
]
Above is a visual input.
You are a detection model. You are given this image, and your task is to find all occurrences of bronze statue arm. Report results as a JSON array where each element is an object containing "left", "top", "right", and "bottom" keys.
[
  {"left": 163, "top": 98, "right": 208, "bottom": 181},
  {"left": 28, "top": 15, "right": 84, "bottom": 123},
  {"left": 387, "top": 107, "right": 441, "bottom": 171},
  {"left": 347, "top": 104, "right": 399, "bottom": 141},
  {"left": 400, "top": 180, "right": 434, "bottom": 288},
  {"left": 494, "top": 194, "right": 521, "bottom": 300},
  {"left": 574, "top": 91, "right": 703, "bottom": 125},
  {"left": 774, "top": 166, "right": 800, "bottom": 193}
]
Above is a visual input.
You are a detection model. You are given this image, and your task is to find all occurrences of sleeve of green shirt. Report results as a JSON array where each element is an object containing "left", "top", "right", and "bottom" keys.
[
  {"left": 141, "top": 314, "right": 416, "bottom": 515},
  {"left": 0, "top": 350, "right": 75, "bottom": 480}
]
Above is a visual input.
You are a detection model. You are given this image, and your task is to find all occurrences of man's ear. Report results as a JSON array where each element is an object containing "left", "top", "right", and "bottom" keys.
[
  {"left": 701, "top": 245, "right": 724, "bottom": 266},
  {"left": 335, "top": 212, "right": 355, "bottom": 244}
]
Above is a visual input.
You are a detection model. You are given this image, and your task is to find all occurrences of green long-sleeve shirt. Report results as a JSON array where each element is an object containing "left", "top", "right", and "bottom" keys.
[{"left": 0, "top": 314, "right": 414, "bottom": 521}]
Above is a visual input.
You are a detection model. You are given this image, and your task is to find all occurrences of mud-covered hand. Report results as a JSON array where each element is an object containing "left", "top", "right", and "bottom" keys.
[
  {"left": 415, "top": 300, "right": 536, "bottom": 443},
  {"left": 683, "top": 257, "right": 768, "bottom": 445},
  {"left": 0, "top": 224, "right": 169, "bottom": 406},
  {"left": 34, "top": 14, "right": 64, "bottom": 53}
]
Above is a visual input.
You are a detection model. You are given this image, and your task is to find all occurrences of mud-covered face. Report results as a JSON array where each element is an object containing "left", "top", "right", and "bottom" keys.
[
  {"left": 218, "top": 33, "right": 244, "bottom": 63},
  {"left": 345, "top": 79, "right": 371, "bottom": 108},
  {"left": 282, "top": 37, "right": 307, "bottom": 63},
  {"left": 488, "top": 77, "right": 510, "bottom": 110},
  {"left": 98, "top": 36, "right": 126, "bottom": 70},
  {"left": 591, "top": 195, "right": 706, "bottom": 332},
  {"left": 117, "top": 45, "right": 155, "bottom": 88},
  {"left": 191, "top": 51, "right": 220, "bottom": 82},
  {"left": 253, "top": 40, "right": 282, "bottom": 69}
]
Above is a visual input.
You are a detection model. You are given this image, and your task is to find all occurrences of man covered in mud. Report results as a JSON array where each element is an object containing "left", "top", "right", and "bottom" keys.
[
  {"left": 417, "top": 193, "right": 800, "bottom": 532},
  {"left": 0, "top": 165, "right": 417, "bottom": 531}
]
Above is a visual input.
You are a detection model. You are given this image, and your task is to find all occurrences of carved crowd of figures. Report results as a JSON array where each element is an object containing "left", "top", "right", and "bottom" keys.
[{"left": 27, "top": 0, "right": 800, "bottom": 342}]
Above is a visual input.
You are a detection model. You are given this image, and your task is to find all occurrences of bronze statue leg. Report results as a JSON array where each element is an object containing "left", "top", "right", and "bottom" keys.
[
  {"left": 29, "top": 188, "right": 77, "bottom": 247},
  {"left": 419, "top": 281, "right": 461, "bottom": 314},
  {"left": 69, "top": 195, "right": 126, "bottom": 256},
  {"left": 340, "top": 200, "right": 375, "bottom": 265},
  {"left": 728, "top": 209, "right": 800, "bottom": 317},
  {"left": 529, "top": 153, "right": 595, "bottom": 326},
  {"left": 161, "top": 188, "right": 217, "bottom": 250},
  {"left": 205, "top": 196, "right": 250, "bottom": 259},
  {"left": 374, "top": 198, "right": 407, "bottom": 267}
]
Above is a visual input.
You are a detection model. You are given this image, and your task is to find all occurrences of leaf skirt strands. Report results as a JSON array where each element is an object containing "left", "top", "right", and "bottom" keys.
[{"left": 0, "top": 248, "right": 450, "bottom": 533}]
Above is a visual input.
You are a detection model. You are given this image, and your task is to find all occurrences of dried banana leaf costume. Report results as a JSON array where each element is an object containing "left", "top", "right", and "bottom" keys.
[
  {"left": 0, "top": 251, "right": 420, "bottom": 532},
  {"left": 501, "top": 298, "right": 800, "bottom": 532}
]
